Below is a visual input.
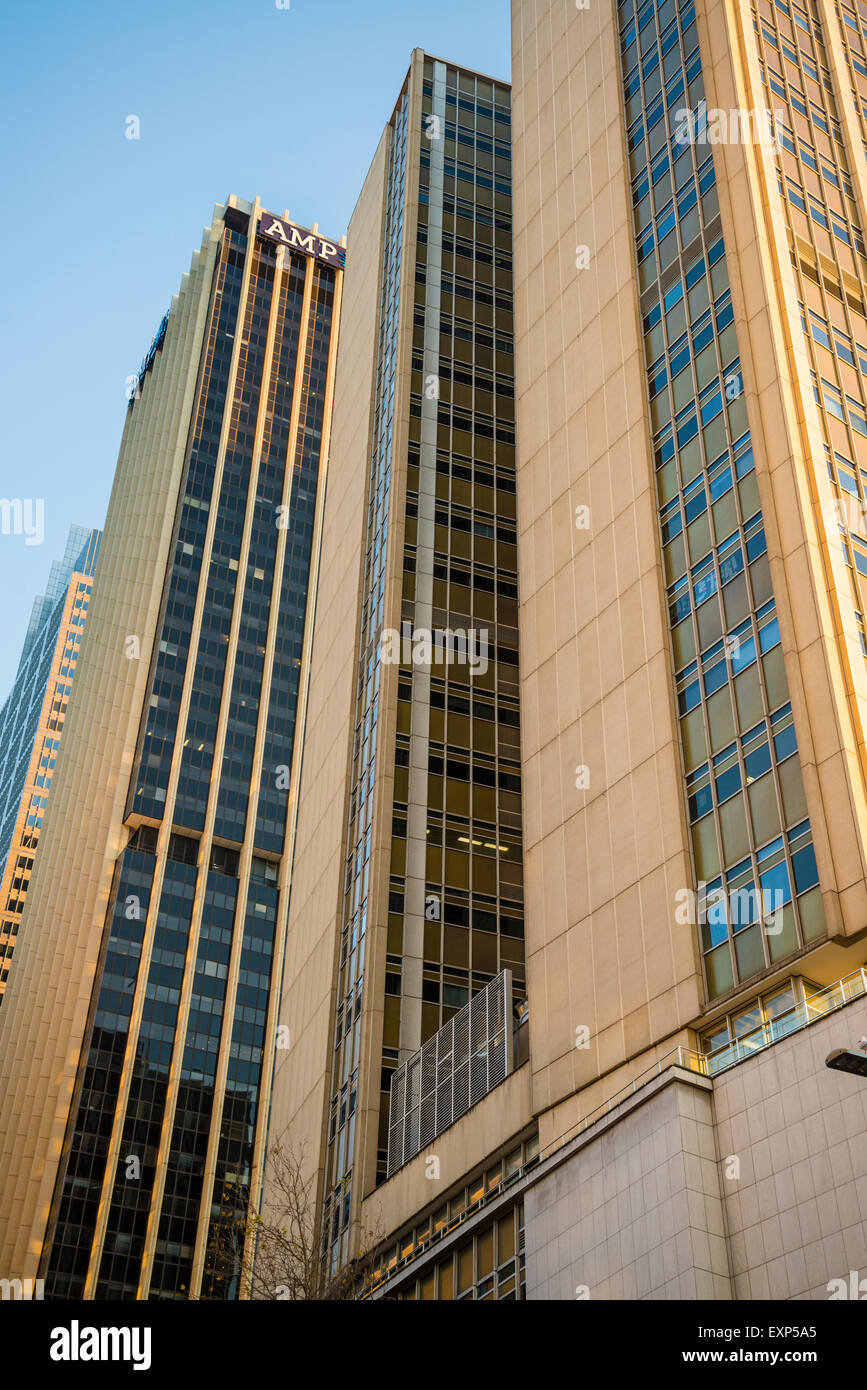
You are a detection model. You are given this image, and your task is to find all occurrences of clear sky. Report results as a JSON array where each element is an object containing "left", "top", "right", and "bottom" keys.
[{"left": 0, "top": 0, "right": 510, "bottom": 703}]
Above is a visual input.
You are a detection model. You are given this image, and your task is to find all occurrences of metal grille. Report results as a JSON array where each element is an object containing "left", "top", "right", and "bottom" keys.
[{"left": 387, "top": 970, "right": 512, "bottom": 1178}]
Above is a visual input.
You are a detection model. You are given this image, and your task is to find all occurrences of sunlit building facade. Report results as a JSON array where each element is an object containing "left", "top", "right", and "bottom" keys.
[
  {"left": 0, "top": 525, "right": 101, "bottom": 1003},
  {"left": 0, "top": 196, "right": 344, "bottom": 1299},
  {"left": 4, "top": 6, "right": 867, "bottom": 1305},
  {"left": 272, "top": 13, "right": 867, "bottom": 1302},
  {"left": 502, "top": 0, "right": 867, "bottom": 1300}
]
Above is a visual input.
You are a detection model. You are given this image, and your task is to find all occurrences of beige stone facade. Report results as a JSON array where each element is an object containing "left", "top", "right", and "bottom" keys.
[
  {"left": 523, "top": 995, "right": 867, "bottom": 1302},
  {"left": 511, "top": 0, "right": 701, "bottom": 1161},
  {"left": 274, "top": 5, "right": 867, "bottom": 1298},
  {"left": 505, "top": 0, "right": 867, "bottom": 1098}
]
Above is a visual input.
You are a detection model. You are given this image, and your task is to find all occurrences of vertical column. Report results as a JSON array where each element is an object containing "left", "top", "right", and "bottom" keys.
[
  {"left": 818, "top": 0, "right": 867, "bottom": 243},
  {"left": 400, "top": 59, "right": 449, "bottom": 1060},
  {"left": 238, "top": 252, "right": 345, "bottom": 1296},
  {"left": 183, "top": 251, "right": 318, "bottom": 1300}
]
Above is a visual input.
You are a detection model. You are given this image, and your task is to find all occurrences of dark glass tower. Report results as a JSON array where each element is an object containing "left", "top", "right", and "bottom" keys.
[
  {"left": 320, "top": 53, "right": 524, "bottom": 1272},
  {"left": 263, "top": 55, "right": 527, "bottom": 1294},
  {"left": 0, "top": 525, "right": 101, "bottom": 1003},
  {"left": 0, "top": 196, "right": 344, "bottom": 1300}
]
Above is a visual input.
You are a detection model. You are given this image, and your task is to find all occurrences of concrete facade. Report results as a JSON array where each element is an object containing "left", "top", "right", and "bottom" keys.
[
  {"left": 525, "top": 1070, "right": 731, "bottom": 1301},
  {"left": 524, "top": 998, "right": 867, "bottom": 1301},
  {"left": 714, "top": 1002, "right": 867, "bottom": 1300},
  {"left": 505, "top": 0, "right": 867, "bottom": 1283}
]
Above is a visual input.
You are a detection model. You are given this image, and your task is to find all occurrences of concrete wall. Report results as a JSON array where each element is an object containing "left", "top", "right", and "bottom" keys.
[
  {"left": 511, "top": 0, "right": 702, "bottom": 1154},
  {"left": 714, "top": 1002, "right": 867, "bottom": 1299},
  {"left": 523, "top": 1003, "right": 867, "bottom": 1300},
  {"left": 525, "top": 1070, "right": 731, "bottom": 1299}
]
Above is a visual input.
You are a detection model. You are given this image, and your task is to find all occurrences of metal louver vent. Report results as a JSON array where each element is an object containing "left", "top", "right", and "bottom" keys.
[{"left": 387, "top": 969, "right": 513, "bottom": 1178}]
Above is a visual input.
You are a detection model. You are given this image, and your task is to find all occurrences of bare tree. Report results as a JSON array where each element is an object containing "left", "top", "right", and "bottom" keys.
[{"left": 204, "top": 1144, "right": 378, "bottom": 1301}]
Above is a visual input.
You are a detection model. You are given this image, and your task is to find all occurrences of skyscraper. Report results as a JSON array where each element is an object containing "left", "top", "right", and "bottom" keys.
[
  {"left": 274, "top": 10, "right": 867, "bottom": 1302},
  {"left": 0, "top": 525, "right": 101, "bottom": 1003},
  {"left": 266, "top": 50, "right": 534, "bottom": 1297},
  {"left": 4, "top": 8, "right": 867, "bottom": 1308},
  {"left": 501, "top": 0, "right": 867, "bottom": 1300},
  {"left": 0, "top": 195, "right": 345, "bottom": 1298}
]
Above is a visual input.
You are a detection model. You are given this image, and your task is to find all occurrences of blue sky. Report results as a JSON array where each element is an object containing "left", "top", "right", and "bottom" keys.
[{"left": 0, "top": 0, "right": 510, "bottom": 701}]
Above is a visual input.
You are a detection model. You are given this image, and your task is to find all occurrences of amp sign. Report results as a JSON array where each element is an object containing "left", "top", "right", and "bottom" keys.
[{"left": 257, "top": 214, "right": 346, "bottom": 269}]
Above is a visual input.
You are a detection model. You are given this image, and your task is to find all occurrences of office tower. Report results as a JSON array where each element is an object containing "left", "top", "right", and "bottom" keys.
[
  {"left": 267, "top": 51, "right": 533, "bottom": 1295},
  {"left": 500, "top": 0, "right": 867, "bottom": 1300},
  {"left": 0, "top": 525, "right": 101, "bottom": 1003},
  {"left": 0, "top": 195, "right": 345, "bottom": 1299}
]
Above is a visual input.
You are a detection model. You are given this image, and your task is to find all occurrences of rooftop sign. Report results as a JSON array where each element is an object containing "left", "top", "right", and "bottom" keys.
[{"left": 257, "top": 214, "right": 345, "bottom": 269}]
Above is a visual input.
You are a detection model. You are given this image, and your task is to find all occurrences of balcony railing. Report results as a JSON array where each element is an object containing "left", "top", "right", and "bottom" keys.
[
  {"left": 538, "top": 969, "right": 867, "bottom": 1164},
  {"left": 387, "top": 970, "right": 514, "bottom": 1178},
  {"left": 364, "top": 965, "right": 867, "bottom": 1296},
  {"left": 704, "top": 968, "right": 867, "bottom": 1076},
  {"left": 539, "top": 1045, "right": 708, "bottom": 1165}
]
